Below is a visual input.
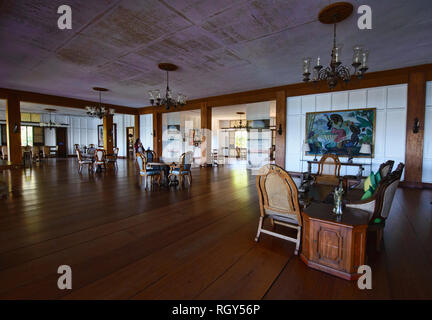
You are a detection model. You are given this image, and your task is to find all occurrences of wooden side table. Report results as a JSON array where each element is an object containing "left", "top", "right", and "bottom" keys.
[{"left": 300, "top": 203, "right": 369, "bottom": 280}]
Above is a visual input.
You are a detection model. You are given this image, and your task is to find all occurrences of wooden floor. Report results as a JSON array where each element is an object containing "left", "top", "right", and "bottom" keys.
[{"left": 0, "top": 158, "right": 431, "bottom": 299}]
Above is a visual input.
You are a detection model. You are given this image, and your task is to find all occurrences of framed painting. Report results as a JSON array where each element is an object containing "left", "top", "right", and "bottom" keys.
[
  {"left": 97, "top": 124, "right": 117, "bottom": 148},
  {"left": 305, "top": 108, "right": 376, "bottom": 157}
]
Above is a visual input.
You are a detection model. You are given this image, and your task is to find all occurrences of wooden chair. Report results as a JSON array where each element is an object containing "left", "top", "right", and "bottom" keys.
[
  {"left": 144, "top": 149, "right": 157, "bottom": 164},
  {"left": 255, "top": 164, "right": 303, "bottom": 255},
  {"left": 42, "top": 146, "right": 52, "bottom": 159},
  {"left": 378, "top": 160, "right": 394, "bottom": 179},
  {"left": 136, "top": 152, "right": 161, "bottom": 190},
  {"left": 94, "top": 149, "right": 107, "bottom": 172},
  {"left": 105, "top": 147, "right": 119, "bottom": 170},
  {"left": 76, "top": 149, "right": 93, "bottom": 173},
  {"left": 31, "top": 146, "right": 41, "bottom": 161},
  {"left": 345, "top": 163, "right": 404, "bottom": 251},
  {"left": 1, "top": 146, "right": 8, "bottom": 160},
  {"left": 168, "top": 151, "right": 193, "bottom": 187},
  {"left": 314, "top": 153, "right": 341, "bottom": 186}
]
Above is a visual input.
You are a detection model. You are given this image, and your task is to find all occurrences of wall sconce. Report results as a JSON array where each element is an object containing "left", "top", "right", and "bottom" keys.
[
  {"left": 277, "top": 124, "right": 283, "bottom": 135},
  {"left": 413, "top": 117, "right": 420, "bottom": 134},
  {"left": 13, "top": 123, "right": 19, "bottom": 133}
]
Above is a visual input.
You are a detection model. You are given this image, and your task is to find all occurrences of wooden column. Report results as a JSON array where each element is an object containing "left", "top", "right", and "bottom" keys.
[
  {"left": 404, "top": 71, "right": 426, "bottom": 187},
  {"left": 134, "top": 114, "right": 140, "bottom": 142},
  {"left": 200, "top": 102, "right": 212, "bottom": 167},
  {"left": 103, "top": 114, "right": 114, "bottom": 154},
  {"left": 6, "top": 94, "right": 22, "bottom": 165},
  {"left": 275, "top": 90, "right": 287, "bottom": 168},
  {"left": 153, "top": 111, "right": 162, "bottom": 157}
]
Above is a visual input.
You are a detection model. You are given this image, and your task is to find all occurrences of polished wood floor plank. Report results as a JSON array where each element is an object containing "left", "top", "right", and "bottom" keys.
[{"left": 0, "top": 159, "right": 431, "bottom": 299}]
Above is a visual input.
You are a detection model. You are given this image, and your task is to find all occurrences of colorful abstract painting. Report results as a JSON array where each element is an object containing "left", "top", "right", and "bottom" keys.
[{"left": 305, "top": 108, "right": 375, "bottom": 157}]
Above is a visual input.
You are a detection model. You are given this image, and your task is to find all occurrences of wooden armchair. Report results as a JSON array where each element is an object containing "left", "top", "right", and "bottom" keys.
[
  {"left": 255, "top": 164, "right": 303, "bottom": 255},
  {"left": 105, "top": 147, "right": 119, "bottom": 170},
  {"left": 42, "top": 146, "right": 52, "bottom": 158},
  {"left": 76, "top": 149, "right": 93, "bottom": 173},
  {"left": 345, "top": 163, "right": 404, "bottom": 251},
  {"left": 378, "top": 160, "right": 394, "bottom": 179},
  {"left": 168, "top": 151, "right": 193, "bottom": 187},
  {"left": 136, "top": 152, "right": 161, "bottom": 190},
  {"left": 94, "top": 149, "right": 107, "bottom": 172},
  {"left": 31, "top": 146, "right": 41, "bottom": 161},
  {"left": 314, "top": 153, "right": 341, "bottom": 186}
]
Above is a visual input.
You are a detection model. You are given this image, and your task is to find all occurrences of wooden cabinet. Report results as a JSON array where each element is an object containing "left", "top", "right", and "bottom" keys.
[{"left": 301, "top": 203, "right": 369, "bottom": 280}]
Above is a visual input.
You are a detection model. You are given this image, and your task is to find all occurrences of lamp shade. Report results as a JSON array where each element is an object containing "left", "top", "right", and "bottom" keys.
[
  {"left": 303, "top": 142, "right": 311, "bottom": 152},
  {"left": 359, "top": 143, "right": 371, "bottom": 154}
]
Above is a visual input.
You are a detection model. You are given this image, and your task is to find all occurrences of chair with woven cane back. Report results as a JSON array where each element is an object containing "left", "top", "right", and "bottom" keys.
[
  {"left": 314, "top": 153, "right": 341, "bottom": 186},
  {"left": 255, "top": 164, "right": 303, "bottom": 255}
]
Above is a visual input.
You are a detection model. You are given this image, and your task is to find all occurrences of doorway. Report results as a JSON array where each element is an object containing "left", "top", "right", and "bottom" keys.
[
  {"left": 56, "top": 127, "right": 67, "bottom": 158},
  {"left": 126, "top": 127, "right": 134, "bottom": 158}
]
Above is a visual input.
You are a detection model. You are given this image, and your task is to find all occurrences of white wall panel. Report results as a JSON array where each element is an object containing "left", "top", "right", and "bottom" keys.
[
  {"left": 332, "top": 92, "right": 348, "bottom": 110},
  {"left": 423, "top": 81, "right": 432, "bottom": 182},
  {"left": 140, "top": 114, "right": 153, "bottom": 150},
  {"left": 286, "top": 84, "right": 408, "bottom": 179},
  {"left": 316, "top": 93, "right": 331, "bottom": 111},
  {"left": 287, "top": 97, "right": 301, "bottom": 115},
  {"left": 387, "top": 84, "right": 407, "bottom": 109},
  {"left": 301, "top": 95, "right": 315, "bottom": 114},
  {"left": 349, "top": 90, "right": 367, "bottom": 109},
  {"left": 385, "top": 109, "right": 406, "bottom": 159},
  {"left": 367, "top": 87, "right": 386, "bottom": 109}
]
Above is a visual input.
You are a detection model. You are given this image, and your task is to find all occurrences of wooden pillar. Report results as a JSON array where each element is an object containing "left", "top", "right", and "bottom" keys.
[
  {"left": 134, "top": 114, "right": 140, "bottom": 142},
  {"left": 275, "top": 90, "right": 287, "bottom": 168},
  {"left": 6, "top": 94, "right": 22, "bottom": 165},
  {"left": 153, "top": 111, "right": 162, "bottom": 157},
  {"left": 404, "top": 71, "right": 426, "bottom": 187},
  {"left": 200, "top": 102, "right": 212, "bottom": 167},
  {"left": 103, "top": 114, "right": 114, "bottom": 154}
]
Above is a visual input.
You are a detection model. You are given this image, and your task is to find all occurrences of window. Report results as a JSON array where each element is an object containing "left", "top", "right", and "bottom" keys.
[
  {"left": 21, "top": 126, "right": 34, "bottom": 146},
  {"left": 235, "top": 130, "right": 247, "bottom": 148},
  {"left": 20, "top": 113, "right": 41, "bottom": 123}
]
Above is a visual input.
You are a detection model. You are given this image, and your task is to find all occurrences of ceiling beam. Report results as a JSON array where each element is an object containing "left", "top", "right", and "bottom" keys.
[
  {"left": 0, "top": 88, "right": 139, "bottom": 115},
  {"left": 140, "top": 63, "right": 432, "bottom": 113}
]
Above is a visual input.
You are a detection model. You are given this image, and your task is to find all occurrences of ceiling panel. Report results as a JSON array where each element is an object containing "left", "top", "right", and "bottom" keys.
[{"left": 0, "top": 0, "right": 431, "bottom": 108}]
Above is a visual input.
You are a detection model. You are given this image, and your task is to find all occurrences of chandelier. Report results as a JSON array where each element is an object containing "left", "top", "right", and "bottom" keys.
[
  {"left": 148, "top": 63, "right": 186, "bottom": 110},
  {"left": 40, "top": 108, "right": 69, "bottom": 130},
  {"left": 233, "top": 112, "right": 249, "bottom": 129},
  {"left": 302, "top": 2, "right": 369, "bottom": 89},
  {"left": 85, "top": 87, "right": 114, "bottom": 119}
]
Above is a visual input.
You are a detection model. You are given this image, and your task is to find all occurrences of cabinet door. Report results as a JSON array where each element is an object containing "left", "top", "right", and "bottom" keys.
[{"left": 310, "top": 221, "right": 349, "bottom": 271}]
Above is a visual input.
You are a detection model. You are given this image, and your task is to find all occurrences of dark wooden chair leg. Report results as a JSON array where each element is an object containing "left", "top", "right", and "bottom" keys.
[{"left": 376, "top": 228, "right": 383, "bottom": 252}]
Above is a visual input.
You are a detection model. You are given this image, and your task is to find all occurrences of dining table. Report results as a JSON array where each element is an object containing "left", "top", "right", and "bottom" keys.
[{"left": 147, "top": 161, "right": 177, "bottom": 186}]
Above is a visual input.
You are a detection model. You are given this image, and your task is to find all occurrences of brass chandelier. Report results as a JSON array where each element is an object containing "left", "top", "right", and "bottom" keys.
[
  {"left": 148, "top": 63, "right": 187, "bottom": 110},
  {"left": 302, "top": 2, "right": 369, "bottom": 89},
  {"left": 85, "top": 87, "right": 115, "bottom": 119}
]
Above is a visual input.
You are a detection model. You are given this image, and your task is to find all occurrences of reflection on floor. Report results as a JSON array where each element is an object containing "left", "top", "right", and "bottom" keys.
[{"left": 0, "top": 158, "right": 431, "bottom": 299}]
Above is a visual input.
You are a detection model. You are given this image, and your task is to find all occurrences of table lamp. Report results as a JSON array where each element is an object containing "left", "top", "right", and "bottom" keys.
[
  {"left": 301, "top": 142, "right": 310, "bottom": 174},
  {"left": 359, "top": 143, "right": 372, "bottom": 175}
]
